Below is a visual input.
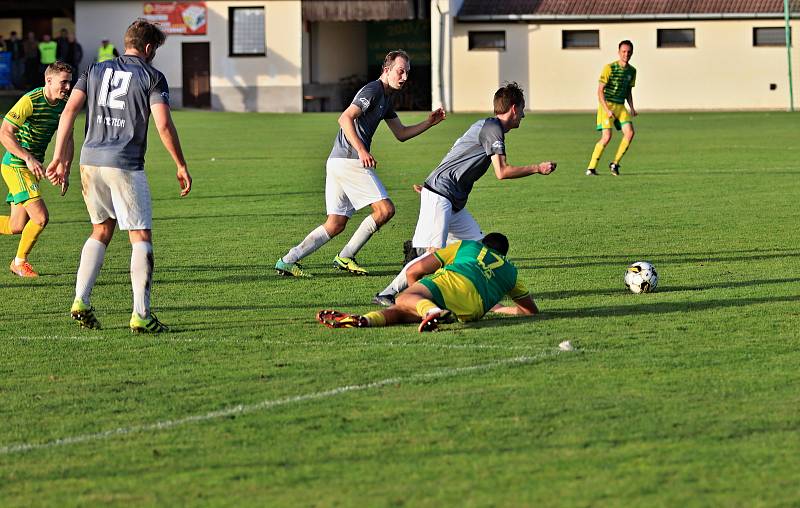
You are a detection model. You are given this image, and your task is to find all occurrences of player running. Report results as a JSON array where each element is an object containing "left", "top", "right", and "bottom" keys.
[
  {"left": 317, "top": 233, "right": 538, "bottom": 332},
  {"left": 275, "top": 50, "right": 445, "bottom": 278},
  {"left": 47, "top": 19, "right": 192, "bottom": 332},
  {"left": 373, "top": 82, "right": 555, "bottom": 306},
  {"left": 585, "top": 40, "right": 637, "bottom": 176},
  {"left": 0, "top": 62, "right": 73, "bottom": 277}
]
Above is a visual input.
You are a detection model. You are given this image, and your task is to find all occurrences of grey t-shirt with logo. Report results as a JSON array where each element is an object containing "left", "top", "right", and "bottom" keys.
[
  {"left": 76, "top": 55, "right": 169, "bottom": 171},
  {"left": 424, "top": 118, "right": 506, "bottom": 212},
  {"left": 329, "top": 79, "right": 398, "bottom": 160}
]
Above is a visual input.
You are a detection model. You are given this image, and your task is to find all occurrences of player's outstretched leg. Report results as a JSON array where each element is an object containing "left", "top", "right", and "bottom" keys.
[{"left": 316, "top": 309, "right": 368, "bottom": 328}]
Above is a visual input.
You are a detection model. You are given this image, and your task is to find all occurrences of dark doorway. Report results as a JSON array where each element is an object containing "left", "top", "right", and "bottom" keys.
[
  {"left": 22, "top": 18, "right": 53, "bottom": 40},
  {"left": 182, "top": 42, "right": 210, "bottom": 108}
]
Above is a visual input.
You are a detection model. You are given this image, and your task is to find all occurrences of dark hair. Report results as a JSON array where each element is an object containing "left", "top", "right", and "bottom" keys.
[
  {"left": 383, "top": 50, "right": 410, "bottom": 70},
  {"left": 124, "top": 18, "right": 166, "bottom": 52},
  {"left": 45, "top": 61, "right": 74, "bottom": 77},
  {"left": 619, "top": 40, "right": 634, "bottom": 50},
  {"left": 493, "top": 82, "right": 525, "bottom": 115},
  {"left": 481, "top": 232, "right": 509, "bottom": 256}
]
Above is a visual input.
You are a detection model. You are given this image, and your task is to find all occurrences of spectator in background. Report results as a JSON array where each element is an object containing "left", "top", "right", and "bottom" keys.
[
  {"left": 6, "top": 32, "right": 24, "bottom": 89},
  {"left": 0, "top": 35, "right": 6, "bottom": 51},
  {"left": 38, "top": 34, "right": 57, "bottom": 78},
  {"left": 96, "top": 38, "right": 118, "bottom": 62},
  {"left": 22, "top": 32, "right": 39, "bottom": 89},
  {"left": 65, "top": 34, "right": 83, "bottom": 84},
  {"left": 55, "top": 29, "right": 70, "bottom": 61}
]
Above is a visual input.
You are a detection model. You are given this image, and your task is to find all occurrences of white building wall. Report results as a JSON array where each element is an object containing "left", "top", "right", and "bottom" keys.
[
  {"left": 75, "top": 0, "right": 302, "bottom": 112},
  {"left": 447, "top": 18, "right": 800, "bottom": 111}
]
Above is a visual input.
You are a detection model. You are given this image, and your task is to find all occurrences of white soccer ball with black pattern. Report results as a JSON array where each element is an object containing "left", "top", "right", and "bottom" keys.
[{"left": 624, "top": 261, "right": 658, "bottom": 294}]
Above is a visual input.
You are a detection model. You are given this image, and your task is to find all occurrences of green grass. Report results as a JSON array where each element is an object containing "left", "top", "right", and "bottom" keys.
[{"left": 1, "top": 108, "right": 799, "bottom": 506}]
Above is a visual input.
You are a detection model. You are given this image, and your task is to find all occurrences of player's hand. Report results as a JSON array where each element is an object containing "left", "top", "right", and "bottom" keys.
[
  {"left": 45, "top": 159, "right": 66, "bottom": 185},
  {"left": 630, "top": 107, "right": 638, "bottom": 117},
  {"left": 428, "top": 108, "right": 446, "bottom": 126},
  {"left": 26, "top": 156, "right": 45, "bottom": 180},
  {"left": 606, "top": 109, "right": 615, "bottom": 119},
  {"left": 412, "top": 184, "right": 423, "bottom": 194},
  {"left": 60, "top": 176, "right": 69, "bottom": 196},
  {"left": 358, "top": 150, "right": 376, "bottom": 168},
  {"left": 537, "top": 161, "right": 557, "bottom": 175},
  {"left": 177, "top": 166, "right": 192, "bottom": 197}
]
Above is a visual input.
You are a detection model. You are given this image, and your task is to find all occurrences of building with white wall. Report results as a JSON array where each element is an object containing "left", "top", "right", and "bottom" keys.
[{"left": 432, "top": 0, "right": 800, "bottom": 112}]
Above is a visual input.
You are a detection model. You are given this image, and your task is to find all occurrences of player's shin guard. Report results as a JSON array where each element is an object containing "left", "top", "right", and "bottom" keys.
[
  {"left": 75, "top": 238, "right": 106, "bottom": 305},
  {"left": 131, "top": 241, "right": 154, "bottom": 319},
  {"left": 587, "top": 142, "right": 605, "bottom": 170},
  {"left": 16, "top": 220, "right": 44, "bottom": 260},
  {"left": 613, "top": 137, "right": 631, "bottom": 164},
  {"left": 415, "top": 299, "right": 440, "bottom": 318},
  {"left": 339, "top": 215, "right": 378, "bottom": 260},
  {"left": 283, "top": 225, "right": 331, "bottom": 264},
  {"left": 362, "top": 311, "right": 386, "bottom": 327}
]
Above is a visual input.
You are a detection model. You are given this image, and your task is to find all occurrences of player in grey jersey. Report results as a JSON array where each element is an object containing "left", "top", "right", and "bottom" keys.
[
  {"left": 47, "top": 19, "right": 192, "bottom": 333},
  {"left": 373, "top": 82, "right": 556, "bottom": 305},
  {"left": 275, "top": 50, "right": 446, "bottom": 278}
]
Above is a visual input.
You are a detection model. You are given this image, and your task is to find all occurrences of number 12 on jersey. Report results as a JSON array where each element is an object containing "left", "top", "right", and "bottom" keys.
[{"left": 97, "top": 68, "right": 132, "bottom": 110}]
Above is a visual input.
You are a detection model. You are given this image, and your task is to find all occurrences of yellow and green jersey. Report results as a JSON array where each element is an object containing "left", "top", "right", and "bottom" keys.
[
  {"left": 599, "top": 61, "right": 636, "bottom": 105},
  {"left": 428, "top": 240, "right": 529, "bottom": 315},
  {"left": 2, "top": 88, "right": 66, "bottom": 168}
]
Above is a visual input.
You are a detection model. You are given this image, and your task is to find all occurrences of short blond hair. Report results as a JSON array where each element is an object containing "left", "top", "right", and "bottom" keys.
[{"left": 45, "top": 61, "right": 73, "bottom": 77}]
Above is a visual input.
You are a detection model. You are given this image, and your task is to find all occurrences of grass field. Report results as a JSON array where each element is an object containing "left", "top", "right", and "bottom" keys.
[{"left": 1, "top": 106, "right": 799, "bottom": 506}]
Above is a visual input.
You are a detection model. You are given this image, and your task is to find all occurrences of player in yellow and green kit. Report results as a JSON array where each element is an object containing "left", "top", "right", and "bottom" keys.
[
  {"left": 317, "top": 233, "right": 538, "bottom": 332},
  {"left": 0, "top": 61, "right": 73, "bottom": 277},
  {"left": 586, "top": 40, "right": 637, "bottom": 177}
]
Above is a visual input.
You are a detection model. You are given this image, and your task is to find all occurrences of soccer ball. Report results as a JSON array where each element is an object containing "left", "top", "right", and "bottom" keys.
[{"left": 624, "top": 261, "right": 658, "bottom": 294}]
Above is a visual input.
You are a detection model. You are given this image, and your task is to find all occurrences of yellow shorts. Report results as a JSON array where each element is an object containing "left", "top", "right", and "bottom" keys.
[
  {"left": 2, "top": 164, "right": 42, "bottom": 205},
  {"left": 419, "top": 270, "right": 486, "bottom": 322},
  {"left": 596, "top": 102, "right": 632, "bottom": 131}
]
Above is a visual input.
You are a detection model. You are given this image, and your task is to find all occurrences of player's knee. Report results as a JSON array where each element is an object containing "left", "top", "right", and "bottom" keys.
[
  {"left": 324, "top": 218, "right": 347, "bottom": 237},
  {"left": 373, "top": 201, "right": 395, "bottom": 225},
  {"left": 625, "top": 131, "right": 635, "bottom": 142}
]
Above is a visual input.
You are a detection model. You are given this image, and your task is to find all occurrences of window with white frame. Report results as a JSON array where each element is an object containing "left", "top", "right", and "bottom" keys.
[{"left": 229, "top": 7, "right": 265, "bottom": 56}]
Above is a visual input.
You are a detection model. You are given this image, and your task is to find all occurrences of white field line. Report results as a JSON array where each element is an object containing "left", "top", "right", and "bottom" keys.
[
  {"left": 0, "top": 348, "right": 571, "bottom": 455},
  {"left": 10, "top": 336, "right": 547, "bottom": 351}
]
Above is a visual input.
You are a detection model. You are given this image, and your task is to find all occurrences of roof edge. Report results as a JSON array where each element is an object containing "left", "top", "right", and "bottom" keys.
[{"left": 457, "top": 13, "right": 800, "bottom": 22}]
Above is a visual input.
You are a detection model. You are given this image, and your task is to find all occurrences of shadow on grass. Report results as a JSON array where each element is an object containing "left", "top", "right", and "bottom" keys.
[{"left": 513, "top": 248, "right": 800, "bottom": 270}]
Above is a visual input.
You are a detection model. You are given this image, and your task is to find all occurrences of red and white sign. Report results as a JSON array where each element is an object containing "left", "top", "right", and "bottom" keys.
[{"left": 143, "top": 2, "right": 207, "bottom": 35}]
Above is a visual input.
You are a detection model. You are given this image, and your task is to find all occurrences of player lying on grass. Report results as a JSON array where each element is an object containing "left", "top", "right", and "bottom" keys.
[
  {"left": 317, "top": 232, "right": 538, "bottom": 332},
  {"left": 372, "top": 82, "right": 555, "bottom": 306}
]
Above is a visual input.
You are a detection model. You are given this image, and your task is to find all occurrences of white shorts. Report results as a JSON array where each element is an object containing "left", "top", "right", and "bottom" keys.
[
  {"left": 80, "top": 165, "right": 152, "bottom": 230},
  {"left": 325, "top": 158, "right": 389, "bottom": 217},
  {"left": 411, "top": 188, "right": 483, "bottom": 249}
]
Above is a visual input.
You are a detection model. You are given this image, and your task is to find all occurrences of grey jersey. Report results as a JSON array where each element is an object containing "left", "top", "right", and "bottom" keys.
[
  {"left": 424, "top": 118, "right": 506, "bottom": 211},
  {"left": 329, "top": 79, "right": 397, "bottom": 160},
  {"left": 76, "top": 55, "right": 169, "bottom": 171}
]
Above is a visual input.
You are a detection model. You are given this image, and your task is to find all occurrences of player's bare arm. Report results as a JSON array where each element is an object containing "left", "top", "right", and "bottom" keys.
[
  {"left": 405, "top": 254, "right": 442, "bottom": 286},
  {"left": 491, "top": 154, "right": 556, "bottom": 180},
  {"left": 151, "top": 103, "right": 191, "bottom": 197},
  {"left": 0, "top": 120, "right": 44, "bottom": 179},
  {"left": 338, "top": 103, "right": 375, "bottom": 168},
  {"left": 384, "top": 107, "right": 446, "bottom": 142},
  {"left": 627, "top": 90, "right": 637, "bottom": 117},
  {"left": 46, "top": 89, "right": 86, "bottom": 186},
  {"left": 598, "top": 82, "right": 613, "bottom": 118},
  {"left": 491, "top": 295, "right": 539, "bottom": 316}
]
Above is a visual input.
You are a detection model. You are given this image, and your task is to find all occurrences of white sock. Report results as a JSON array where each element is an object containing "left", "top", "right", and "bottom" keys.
[
  {"left": 14, "top": 257, "right": 25, "bottom": 265},
  {"left": 427, "top": 307, "right": 443, "bottom": 316},
  {"left": 75, "top": 238, "right": 106, "bottom": 306},
  {"left": 379, "top": 252, "right": 432, "bottom": 297},
  {"left": 131, "top": 241, "right": 153, "bottom": 319},
  {"left": 283, "top": 225, "right": 331, "bottom": 264},
  {"left": 339, "top": 215, "right": 378, "bottom": 259}
]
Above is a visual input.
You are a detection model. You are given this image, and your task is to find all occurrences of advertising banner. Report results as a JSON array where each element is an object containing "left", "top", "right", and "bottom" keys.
[{"left": 143, "top": 2, "right": 207, "bottom": 35}]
